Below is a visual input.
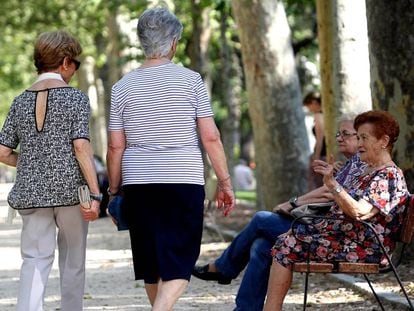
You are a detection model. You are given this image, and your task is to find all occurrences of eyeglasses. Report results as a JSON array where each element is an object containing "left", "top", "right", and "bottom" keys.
[
  {"left": 71, "top": 59, "right": 81, "bottom": 71},
  {"left": 335, "top": 130, "right": 357, "bottom": 139}
]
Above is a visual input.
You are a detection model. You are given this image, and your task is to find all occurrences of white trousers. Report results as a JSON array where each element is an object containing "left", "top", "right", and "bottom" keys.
[{"left": 16, "top": 206, "right": 88, "bottom": 311}]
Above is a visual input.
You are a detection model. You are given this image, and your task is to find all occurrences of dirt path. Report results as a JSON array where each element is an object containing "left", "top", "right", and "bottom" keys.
[{"left": 0, "top": 209, "right": 403, "bottom": 310}]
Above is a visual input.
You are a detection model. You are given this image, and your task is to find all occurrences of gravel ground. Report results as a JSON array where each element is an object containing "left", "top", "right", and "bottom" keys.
[{"left": 0, "top": 202, "right": 411, "bottom": 310}]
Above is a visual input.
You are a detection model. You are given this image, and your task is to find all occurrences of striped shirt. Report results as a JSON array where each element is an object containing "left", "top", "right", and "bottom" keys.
[{"left": 109, "top": 63, "right": 213, "bottom": 185}]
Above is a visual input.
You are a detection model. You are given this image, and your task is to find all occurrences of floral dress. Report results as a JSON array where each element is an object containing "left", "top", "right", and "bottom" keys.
[{"left": 272, "top": 165, "right": 409, "bottom": 268}]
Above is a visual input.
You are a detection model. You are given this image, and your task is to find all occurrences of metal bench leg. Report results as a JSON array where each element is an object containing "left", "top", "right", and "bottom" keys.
[
  {"left": 303, "top": 272, "right": 309, "bottom": 311},
  {"left": 363, "top": 274, "right": 385, "bottom": 311},
  {"left": 387, "top": 264, "right": 414, "bottom": 310}
]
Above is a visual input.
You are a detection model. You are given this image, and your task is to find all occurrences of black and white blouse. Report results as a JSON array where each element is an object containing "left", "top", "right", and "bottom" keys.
[{"left": 0, "top": 87, "right": 90, "bottom": 209}]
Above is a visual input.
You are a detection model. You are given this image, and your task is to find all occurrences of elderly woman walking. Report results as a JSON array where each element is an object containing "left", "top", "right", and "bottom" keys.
[
  {"left": 264, "top": 110, "right": 409, "bottom": 310},
  {"left": 0, "top": 30, "right": 101, "bottom": 311},
  {"left": 106, "top": 7, "right": 235, "bottom": 310}
]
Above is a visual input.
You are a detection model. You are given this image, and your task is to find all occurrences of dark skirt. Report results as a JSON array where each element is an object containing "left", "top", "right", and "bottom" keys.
[{"left": 123, "top": 183, "right": 205, "bottom": 284}]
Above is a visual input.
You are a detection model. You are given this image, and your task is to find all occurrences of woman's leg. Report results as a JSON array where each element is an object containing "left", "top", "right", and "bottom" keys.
[
  {"left": 152, "top": 279, "right": 188, "bottom": 311},
  {"left": 55, "top": 205, "right": 88, "bottom": 311},
  {"left": 263, "top": 262, "right": 293, "bottom": 311},
  {"left": 17, "top": 208, "right": 56, "bottom": 311},
  {"left": 144, "top": 282, "right": 158, "bottom": 306}
]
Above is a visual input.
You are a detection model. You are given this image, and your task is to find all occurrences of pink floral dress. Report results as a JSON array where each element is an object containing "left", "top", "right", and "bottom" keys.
[{"left": 272, "top": 165, "right": 409, "bottom": 268}]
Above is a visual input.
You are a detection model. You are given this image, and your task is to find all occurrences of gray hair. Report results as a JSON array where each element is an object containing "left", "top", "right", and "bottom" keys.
[
  {"left": 337, "top": 112, "right": 358, "bottom": 124},
  {"left": 137, "top": 8, "right": 183, "bottom": 58}
]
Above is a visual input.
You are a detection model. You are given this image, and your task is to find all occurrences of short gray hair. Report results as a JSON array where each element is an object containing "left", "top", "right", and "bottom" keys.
[
  {"left": 137, "top": 8, "right": 183, "bottom": 58},
  {"left": 337, "top": 112, "right": 358, "bottom": 124}
]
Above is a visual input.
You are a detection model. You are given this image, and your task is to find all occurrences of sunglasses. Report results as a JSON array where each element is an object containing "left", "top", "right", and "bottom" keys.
[
  {"left": 71, "top": 58, "right": 81, "bottom": 71},
  {"left": 335, "top": 130, "right": 357, "bottom": 139}
]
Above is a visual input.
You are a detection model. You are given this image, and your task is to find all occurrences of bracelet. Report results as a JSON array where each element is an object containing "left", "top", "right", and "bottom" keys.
[
  {"left": 218, "top": 186, "right": 233, "bottom": 192},
  {"left": 218, "top": 175, "right": 231, "bottom": 183},
  {"left": 107, "top": 187, "right": 120, "bottom": 196}
]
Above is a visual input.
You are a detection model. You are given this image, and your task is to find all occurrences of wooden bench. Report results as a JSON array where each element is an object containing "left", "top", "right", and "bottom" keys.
[{"left": 291, "top": 195, "right": 414, "bottom": 311}]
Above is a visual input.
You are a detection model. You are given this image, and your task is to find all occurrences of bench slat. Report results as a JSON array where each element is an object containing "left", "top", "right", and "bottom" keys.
[
  {"left": 293, "top": 263, "right": 334, "bottom": 273},
  {"left": 338, "top": 262, "right": 379, "bottom": 274}
]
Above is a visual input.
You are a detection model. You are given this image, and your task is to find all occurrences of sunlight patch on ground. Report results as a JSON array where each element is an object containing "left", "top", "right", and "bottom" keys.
[
  {"left": 199, "top": 242, "right": 229, "bottom": 255},
  {"left": 285, "top": 288, "right": 365, "bottom": 305}
]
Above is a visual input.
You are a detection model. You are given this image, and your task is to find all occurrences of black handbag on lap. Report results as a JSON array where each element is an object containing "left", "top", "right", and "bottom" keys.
[{"left": 289, "top": 202, "right": 334, "bottom": 224}]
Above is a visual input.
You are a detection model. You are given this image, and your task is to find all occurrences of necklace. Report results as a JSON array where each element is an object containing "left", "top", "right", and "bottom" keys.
[{"left": 35, "top": 72, "right": 64, "bottom": 83}]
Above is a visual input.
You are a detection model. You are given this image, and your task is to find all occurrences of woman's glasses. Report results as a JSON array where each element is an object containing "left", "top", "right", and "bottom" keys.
[
  {"left": 335, "top": 130, "right": 357, "bottom": 139},
  {"left": 71, "top": 59, "right": 81, "bottom": 71}
]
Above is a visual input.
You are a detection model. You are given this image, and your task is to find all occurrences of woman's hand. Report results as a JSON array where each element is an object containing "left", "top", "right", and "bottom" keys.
[
  {"left": 80, "top": 200, "right": 100, "bottom": 221},
  {"left": 332, "top": 160, "right": 344, "bottom": 173},
  {"left": 273, "top": 201, "right": 293, "bottom": 215},
  {"left": 106, "top": 195, "right": 118, "bottom": 226},
  {"left": 313, "top": 159, "right": 337, "bottom": 190},
  {"left": 216, "top": 187, "right": 235, "bottom": 217}
]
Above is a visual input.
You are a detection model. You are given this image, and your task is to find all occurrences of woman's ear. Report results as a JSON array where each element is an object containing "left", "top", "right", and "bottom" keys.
[
  {"left": 381, "top": 135, "right": 390, "bottom": 148},
  {"left": 62, "top": 56, "right": 70, "bottom": 71},
  {"left": 171, "top": 38, "right": 177, "bottom": 52}
]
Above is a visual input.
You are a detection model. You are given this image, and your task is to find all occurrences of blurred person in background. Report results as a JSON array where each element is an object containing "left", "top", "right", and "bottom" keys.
[
  {"left": 234, "top": 158, "right": 256, "bottom": 191},
  {"left": 303, "top": 91, "right": 326, "bottom": 190}
]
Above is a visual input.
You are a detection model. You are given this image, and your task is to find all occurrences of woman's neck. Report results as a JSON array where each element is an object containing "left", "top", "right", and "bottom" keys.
[
  {"left": 28, "top": 72, "right": 67, "bottom": 90},
  {"left": 365, "top": 156, "right": 394, "bottom": 173},
  {"left": 141, "top": 57, "right": 172, "bottom": 68},
  {"left": 36, "top": 72, "right": 64, "bottom": 83}
]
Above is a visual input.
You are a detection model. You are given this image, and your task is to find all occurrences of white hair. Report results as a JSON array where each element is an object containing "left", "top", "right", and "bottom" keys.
[
  {"left": 337, "top": 112, "right": 358, "bottom": 124},
  {"left": 137, "top": 8, "right": 183, "bottom": 58}
]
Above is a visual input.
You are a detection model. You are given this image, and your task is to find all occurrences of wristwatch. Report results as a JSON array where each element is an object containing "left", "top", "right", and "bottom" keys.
[
  {"left": 331, "top": 185, "right": 343, "bottom": 195},
  {"left": 289, "top": 196, "right": 299, "bottom": 208},
  {"left": 107, "top": 187, "right": 120, "bottom": 196},
  {"left": 90, "top": 193, "right": 103, "bottom": 202}
]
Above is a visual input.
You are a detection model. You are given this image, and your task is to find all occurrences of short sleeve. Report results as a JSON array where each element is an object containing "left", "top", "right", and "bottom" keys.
[
  {"left": 108, "top": 84, "right": 124, "bottom": 131},
  {"left": 193, "top": 74, "right": 214, "bottom": 118},
  {"left": 71, "top": 92, "right": 90, "bottom": 140},
  {"left": 0, "top": 100, "right": 19, "bottom": 149},
  {"left": 361, "top": 167, "right": 408, "bottom": 215}
]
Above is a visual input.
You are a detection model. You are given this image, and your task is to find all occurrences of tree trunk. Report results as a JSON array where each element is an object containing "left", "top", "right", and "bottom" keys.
[
  {"left": 187, "top": 0, "right": 212, "bottom": 92},
  {"left": 77, "top": 57, "right": 106, "bottom": 160},
  {"left": 232, "top": 0, "right": 309, "bottom": 210},
  {"left": 219, "top": 4, "right": 241, "bottom": 174},
  {"left": 366, "top": 0, "right": 414, "bottom": 192},
  {"left": 317, "top": 0, "right": 371, "bottom": 159}
]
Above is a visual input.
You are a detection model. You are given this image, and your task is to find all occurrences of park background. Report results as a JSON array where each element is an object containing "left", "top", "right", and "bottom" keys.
[
  {"left": 1, "top": 0, "right": 413, "bottom": 210},
  {"left": 0, "top": 0, "right": 414, "bottom": 309},
  {"left": 1, "top": 0, "right": 413, "bottom": 207}
]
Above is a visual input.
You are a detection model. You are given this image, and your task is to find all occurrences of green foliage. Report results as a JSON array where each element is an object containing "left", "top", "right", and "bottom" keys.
[
  {"left": 0, "top": 0, "right": 148, "bottom": 124},
  {"left": 235, "top": 190, "right": 256, "bottom": 203},
  {"left": 0, "top": 0, "right": 318, "bottom": 135}
]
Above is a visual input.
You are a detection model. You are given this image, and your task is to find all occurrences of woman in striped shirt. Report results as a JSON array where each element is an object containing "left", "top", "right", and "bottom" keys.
[{"left": 106, "top": 7, "right": 235, "bottom": 310}]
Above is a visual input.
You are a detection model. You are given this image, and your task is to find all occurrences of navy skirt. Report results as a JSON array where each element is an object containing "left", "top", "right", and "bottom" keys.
[{"left": 123, "top": 184, "right": 205, "bottom": 283}]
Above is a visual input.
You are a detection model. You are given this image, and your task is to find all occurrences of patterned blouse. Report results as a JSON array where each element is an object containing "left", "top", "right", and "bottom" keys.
[
  {"left": 272, "top": 165, "right": 409, "bottom": 267},
  {"left": 0, "top": 87, "right": 90, "bottom": 209}
]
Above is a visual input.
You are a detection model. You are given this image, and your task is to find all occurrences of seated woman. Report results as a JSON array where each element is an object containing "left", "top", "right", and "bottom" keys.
[{"left": 264, "top": 110, "right": 410, "bottom": 311}]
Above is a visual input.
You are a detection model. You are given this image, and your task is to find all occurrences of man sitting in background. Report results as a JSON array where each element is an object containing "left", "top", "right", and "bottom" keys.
[{"left": 234, "top": 159, "right": 255, "bottom": 191}]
